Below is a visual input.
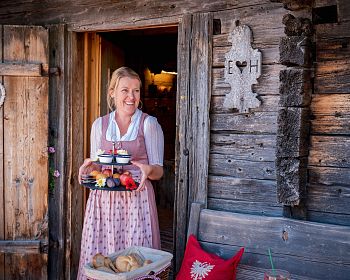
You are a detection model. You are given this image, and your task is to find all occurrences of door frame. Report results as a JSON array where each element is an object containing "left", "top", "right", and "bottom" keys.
[{"left": 60, "top": 13, "right": 213, "bottom": 277}]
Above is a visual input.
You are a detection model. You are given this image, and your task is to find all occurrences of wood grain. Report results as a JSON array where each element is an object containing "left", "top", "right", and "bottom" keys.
[
  {"left": 309, "top": 135, "right": 350, "bottom": 168},
  {"left": 0, "top": 62, "right": 42, "bottom": 76},
  {"left": 68, "top": 31, "right": 85, "bottom": 280},
  {"left": 0, "top": 0, "right": 272, "bottom": 29},
  {"left": 198, "top": 209, "right": 350, "bottom": 280},
  {"left": 209, "top": 154, "right": 276, "bottom": 180},
  {"left": 211, "top": 112, "right": 278, "bottom": 134},
  {"left": 3, "top": 24, "right": 48, "bottom": 279},
  {"left": 188, "top": 12, "right": 212, "bottom": 206},
  {"left": 47, "top": 24, "right": 68, "bottom": 280},
  {"left": 174, "top": 14, "right": 192, "bottom": 274},
  {"left": 210, "top": 133, "right": 276, "bottom": 162}
]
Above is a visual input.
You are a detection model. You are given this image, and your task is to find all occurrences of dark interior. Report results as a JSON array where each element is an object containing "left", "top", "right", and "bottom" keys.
[{"left": 98, "top": 27, "right": 178, "bottom": 255}]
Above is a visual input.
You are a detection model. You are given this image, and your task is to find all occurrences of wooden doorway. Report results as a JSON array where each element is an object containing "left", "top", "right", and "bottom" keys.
[{"left": 83, "top": 26, "right": 178, "bottom": 259}]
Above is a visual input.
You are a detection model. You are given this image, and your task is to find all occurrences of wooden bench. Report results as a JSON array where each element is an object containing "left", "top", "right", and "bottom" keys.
[{"left": 187, "top": 203, "right": 350, "bottom": 280}]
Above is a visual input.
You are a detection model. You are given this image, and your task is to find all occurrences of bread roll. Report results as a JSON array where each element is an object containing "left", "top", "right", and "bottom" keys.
[
  {"left": 115, "top": 255, "right": 141, "bottom": 272},
  {"left": 92, "top": 253, "right": 105, "bottom": 268}
]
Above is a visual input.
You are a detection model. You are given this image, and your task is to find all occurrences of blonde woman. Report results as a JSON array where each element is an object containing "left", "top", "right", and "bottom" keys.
[{"left": 77, "top": 67, "right": 164, "bottom": 279}]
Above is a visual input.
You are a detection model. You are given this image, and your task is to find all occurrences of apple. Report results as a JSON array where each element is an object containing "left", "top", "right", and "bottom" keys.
[
  {"left": 102, "top": 169, "right": 113, "bottom": 177},
  {"left": 120, "top": 173, "right": 131, "bottom": 186}
]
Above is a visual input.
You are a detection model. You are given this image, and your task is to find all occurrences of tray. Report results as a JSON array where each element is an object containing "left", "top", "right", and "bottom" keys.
[
  {"left": 84, "top": 246, "right": 173, "bottom": 280},
  {"left": 81, "top": 182, "right": 138, "bottom": 191},
  {"left": 92, "top": 160, "right": 131, "bottom": 166}
]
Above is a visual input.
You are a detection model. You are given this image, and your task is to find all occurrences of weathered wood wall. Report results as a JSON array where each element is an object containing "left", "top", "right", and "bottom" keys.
[
  {"left": 308, "top": 0, "right": 350, "bottom": 226},
  {"left": 208, "top": 1, "right": 285, "bottom": 217},
  {"left": 0, "top": 0, "right": 349, "bottom": 278}
]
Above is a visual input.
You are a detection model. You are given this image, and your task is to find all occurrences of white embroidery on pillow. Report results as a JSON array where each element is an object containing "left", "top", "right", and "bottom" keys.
[{"left": 190, "top": 260, "right": 215, "bottom": 280}]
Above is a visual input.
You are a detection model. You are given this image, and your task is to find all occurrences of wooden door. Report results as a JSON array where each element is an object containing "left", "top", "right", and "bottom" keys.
[{"left": 0, "top": 25, "right": 49, "bottom": 279}]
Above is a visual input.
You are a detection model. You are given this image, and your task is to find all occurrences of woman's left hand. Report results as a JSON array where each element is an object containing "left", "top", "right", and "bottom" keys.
[{"left": 131, "top": 161, "right": 152, "bottom": 191}]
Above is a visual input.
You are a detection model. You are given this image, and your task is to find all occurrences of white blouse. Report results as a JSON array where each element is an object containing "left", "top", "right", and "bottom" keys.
[{"left": 90, "top": 109, "right": 164, "bottom": 166}]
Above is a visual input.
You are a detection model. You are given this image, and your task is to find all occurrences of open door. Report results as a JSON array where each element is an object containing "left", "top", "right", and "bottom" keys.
[{"left": 0, "top": 25, "right": 49, "bottom": 279}]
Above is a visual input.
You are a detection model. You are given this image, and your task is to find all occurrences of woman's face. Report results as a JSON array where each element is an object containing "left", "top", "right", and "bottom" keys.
[{"left": 111, "top": 77, "right": 141, "bottom": 117}]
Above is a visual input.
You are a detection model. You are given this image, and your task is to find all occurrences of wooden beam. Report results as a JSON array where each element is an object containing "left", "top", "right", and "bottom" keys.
[
  {"left": 0, "top": 62, "right": 42, "bottom": 76},
  {"left": 0, "top": 240, "right": 47, "bottom": 254},
  {"left": 187, "top": 202, "right": 204, "bottom": 239},
  {"left": 174, "top": 13, "right": 192, "bottom": 274}
]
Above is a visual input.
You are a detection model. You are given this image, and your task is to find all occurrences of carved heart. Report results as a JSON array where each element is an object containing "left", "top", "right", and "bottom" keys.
[
  {"left": 0, "top": 83, "right": 5, "bottom": 108},
  {"left": 236, "top": 60, "right": 247, "bottom": 73}
]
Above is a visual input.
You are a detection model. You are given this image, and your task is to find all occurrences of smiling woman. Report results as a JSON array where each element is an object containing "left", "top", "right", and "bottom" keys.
[{"left": 77, "top": 66, "right": 164, "bottom": 280}]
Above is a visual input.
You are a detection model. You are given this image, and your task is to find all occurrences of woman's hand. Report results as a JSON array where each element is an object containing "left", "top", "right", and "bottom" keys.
[
  {"left": 78, "top": 158, "right": 100, "bottom": 184},
  {"left": 131, "top": 161, "right": 163, "bottom": 191}
]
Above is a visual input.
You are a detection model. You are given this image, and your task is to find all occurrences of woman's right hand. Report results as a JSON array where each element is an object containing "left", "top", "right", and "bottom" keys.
[{"left": 78, "top": 158, "right": 99, "bottom": 184}]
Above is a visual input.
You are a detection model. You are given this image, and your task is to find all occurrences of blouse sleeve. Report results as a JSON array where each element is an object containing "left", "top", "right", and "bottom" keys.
[
  {"left": 90, "top": 117, "right": 102, "bottom": 159},
  {"left": 144, "top": 116, "right": 164, "bottom": 166}
]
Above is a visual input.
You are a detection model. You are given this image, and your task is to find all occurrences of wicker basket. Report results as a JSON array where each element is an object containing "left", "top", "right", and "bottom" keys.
[
  {"left": 134, "top": 265, "right": 170, "bottom": 280},
  {"left": 84, "top": 246, "right": 172, "bottom": 280}
]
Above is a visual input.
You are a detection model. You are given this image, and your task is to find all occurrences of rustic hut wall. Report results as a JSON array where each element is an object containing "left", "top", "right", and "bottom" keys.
[
  {"left": 308, "top": 0, "right": 350, "bottom": 226},
  {"left": 209, "top": 2, "right": 285, "bottom": 217}
]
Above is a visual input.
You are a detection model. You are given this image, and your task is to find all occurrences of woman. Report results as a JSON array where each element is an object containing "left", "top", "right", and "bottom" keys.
[{"left": 77, "top": 67, "right": 164, "bottom": 279}]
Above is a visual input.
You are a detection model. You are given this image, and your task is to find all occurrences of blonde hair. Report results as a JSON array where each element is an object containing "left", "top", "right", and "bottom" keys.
[{"left": 107, "top": 67, "right": 142, "bottom": 111}]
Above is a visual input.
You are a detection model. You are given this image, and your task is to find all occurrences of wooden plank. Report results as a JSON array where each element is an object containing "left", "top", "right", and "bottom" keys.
[
  {"left": 316, "top": 37, "right": 350, "bottom": 62},
  {"left": 0, "top": 240, "right": 42, "bottom": 254},
  {"left": 211, "top": 112, "right": 278, "bottom": 134},
  {"left": 309, "top": 136, "right": 350, "bottom": 168},
  {"left": 307, "top": 210, "right": 350, "bottom": 227},
  {"left": 311, "top": 94, "right": 350, "bottom": 135},
  {"left": 0, "top": 24, "right": 4, "bottom": 280},
  {"left": 213, "top": 65, "right": 283, "bottom": 96},
  {"left": 0, "top": 62, "right": 42, "bottom": 76},
  {"left": 174, "top": 14, "right": 192, "bottom": 274},
  {"left": 208, "top": 198, "right": 283, "bottom": 217},
  {"left": 210, "top": 133, "right": 276, "bottom": 162},
  {"left": 311, "top": 94, "right": 350, "bottom": 115},
  {"left": 187, "top": 202, "right": 204, "bottom": 238},
  {"left": 208, "top": 175, "right": 277, "bottom": 202},
  {"left": 307, "top": 190, "right": 350, "bottom": 215},
  {"left": 198, "top": 209, "right": 350, "bottom": 280},
  {"left": 47, "top": 24, "right": 67, "bottom": 280},
  {"left": 315, "top": 60, "right": 350, "bottom": 94},
  {"left": 188, "top": 12, "right": 212, "bottom": 206},
  {"left": 309, "top": 166, "right": 350, "bottom": 186},
  {"left": 211, "top": 94, "right": 279, "bottom": 113},
  {"left": 213, "top": 44, "right": 280, "bottom": 67},
  {"left": 3, "top": 24, "right": 48, "bottom": 280},
  {"left": 209, "top": 154, "right": 276, "bottom": 180},
  {"left": 202, "top": 241, "right": 335, "bottom": 280},
  {"left": 0, "top": 0, "right": 270, "bottom": 30},
  {"left": 212, "top": 3, "right": 285, "bottom": 46},
  {"left": 68, "top": 31, "right": 85, "bottom": 280},
  {"left": 316, "top": 21, "right": 350, "bottom": 39}
]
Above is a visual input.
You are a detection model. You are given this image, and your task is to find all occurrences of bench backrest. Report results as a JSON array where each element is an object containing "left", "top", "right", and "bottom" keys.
[{"left": 190, "top": 207, "right": 350, "bottom": 280}]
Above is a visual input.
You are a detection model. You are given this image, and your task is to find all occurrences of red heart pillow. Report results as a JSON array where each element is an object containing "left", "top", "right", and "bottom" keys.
[{"left": 176, "top": 235, "right": 244, "bottom": 280}]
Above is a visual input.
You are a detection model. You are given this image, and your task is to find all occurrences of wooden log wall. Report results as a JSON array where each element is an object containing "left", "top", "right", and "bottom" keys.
[
  {"left": 308, "top": 0, "right": 350, "bottom": 226},
  {"left": 208, "top": 1, "right": 286, "bottom": 217}
]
